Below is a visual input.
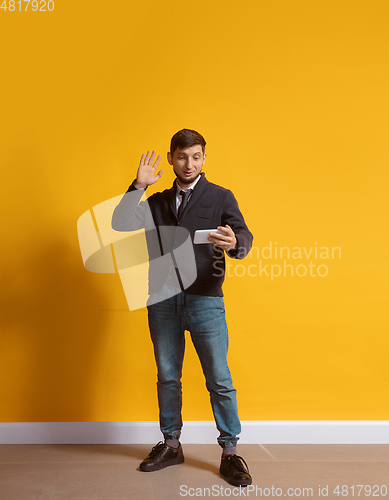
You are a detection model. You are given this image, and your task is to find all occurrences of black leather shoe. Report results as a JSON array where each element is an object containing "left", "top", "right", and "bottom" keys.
[
  {"left": 139, "top": 441, "right": 184, "bottom": 472},
  {"left": 220, "top": 454, "right": 252, "bottom": 486}
]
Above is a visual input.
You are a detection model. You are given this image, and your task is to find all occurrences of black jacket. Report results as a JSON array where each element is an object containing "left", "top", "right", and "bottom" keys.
[{"left": 111, "top": 173, "right": 253, "bottom": 296}]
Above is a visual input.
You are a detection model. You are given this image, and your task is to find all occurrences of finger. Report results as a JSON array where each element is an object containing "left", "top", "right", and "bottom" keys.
[
  {"left": 148, "top": 150, "right": 156, "bottom": 166},
  {"left": 225, "top": 225, "right": 236, "bottom": 236},
  {"left": 156, "top": 169, "right": 164, "bottom": 179},
  {"left": 209, "top": 233, "right": 225, "bottom": 240},
  {"left": 211, "top": 241, "right": 226, "bottom": 250},
  {"left": 217, "top": 226, "right": 230, "bottom": 234},
  {"left": 153, "top": 154, "right": 161, "bottom": 169},
  {"left": 144, "top": 150, "right": 152, "bottom": 164},
  {"left": 210, "top": 231, "right": 228, "bottom": 240},
  {"left": 139, "top": 153, "right": 146, "bottom": 167},
  {"left": 209, "top": 234, "right": 229, "bottom": 243}
]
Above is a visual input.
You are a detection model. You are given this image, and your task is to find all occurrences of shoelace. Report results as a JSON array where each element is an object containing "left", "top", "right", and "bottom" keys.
[
  {"left": 226, "top": 454, "right": 250, "bottom": 473},
  {"left": 145, "top": 441, "right": 165, "bottom": 459}
]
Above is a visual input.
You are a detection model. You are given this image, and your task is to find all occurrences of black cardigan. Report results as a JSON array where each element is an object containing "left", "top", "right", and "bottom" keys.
[{"left": 111, "top": 173, "right": 253, "bottom": 296}]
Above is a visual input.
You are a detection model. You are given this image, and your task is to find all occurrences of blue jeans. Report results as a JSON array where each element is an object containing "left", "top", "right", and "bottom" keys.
[{"left": 147, "top": 285, "right": 241, "bottom": 448}]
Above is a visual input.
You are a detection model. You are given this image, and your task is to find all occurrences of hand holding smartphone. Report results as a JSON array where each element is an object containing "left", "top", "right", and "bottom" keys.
[{"left": 194, "top": 229, "right": 224, "bottom": 244}]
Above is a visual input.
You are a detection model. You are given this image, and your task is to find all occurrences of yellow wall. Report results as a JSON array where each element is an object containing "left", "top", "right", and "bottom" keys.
[{"left": 1, "top": 0, "right": 388, "bottom": 422}]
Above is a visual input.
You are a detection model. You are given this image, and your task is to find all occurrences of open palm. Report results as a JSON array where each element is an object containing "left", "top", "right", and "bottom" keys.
[{"left": 135, "top": 150, "right": 163, "bottom": 189}]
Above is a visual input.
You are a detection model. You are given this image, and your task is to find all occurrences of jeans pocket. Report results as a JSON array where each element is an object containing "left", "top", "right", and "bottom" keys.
[{"left": 217, "top": 296, "right": 225, "bottom": 312}]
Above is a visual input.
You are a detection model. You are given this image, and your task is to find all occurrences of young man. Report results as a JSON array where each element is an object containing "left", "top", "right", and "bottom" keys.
[{"left": 112, "top": 129, "right": 253, "bottom": 486}]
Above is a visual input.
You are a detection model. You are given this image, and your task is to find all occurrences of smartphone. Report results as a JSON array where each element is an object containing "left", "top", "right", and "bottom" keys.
[{"left": 194, "top": 229, "right": 224, "bottom": 244}]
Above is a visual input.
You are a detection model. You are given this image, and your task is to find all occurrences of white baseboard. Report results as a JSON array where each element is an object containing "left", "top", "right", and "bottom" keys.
[{"left": 1, "top": 421, "right": 389, "bottom": 445}]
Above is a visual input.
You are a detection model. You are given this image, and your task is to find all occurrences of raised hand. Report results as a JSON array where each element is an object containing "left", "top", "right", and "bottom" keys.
[{"left": 134, "top": 150, "right": 164, "bottom": 189}]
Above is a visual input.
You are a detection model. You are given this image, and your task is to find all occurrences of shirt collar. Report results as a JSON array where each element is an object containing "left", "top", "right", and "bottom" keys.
[{"left": 176, "top": 173, "right": 202, "bottom": 196}]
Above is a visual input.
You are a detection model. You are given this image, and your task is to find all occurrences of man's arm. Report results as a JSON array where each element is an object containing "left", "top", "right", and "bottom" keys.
[
  {"left": 111, "top": 150, "right": 163, "bottom": 232},
  {"left": 111, "top": 182, "right": 147, "bottom": 232},
  {"left": 208, "top": 189, "right": 253, "bottom": 259}
]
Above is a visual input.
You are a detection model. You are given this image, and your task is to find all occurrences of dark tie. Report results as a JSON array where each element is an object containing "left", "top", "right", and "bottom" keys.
[{"left": 177, "top": 189, "right": 192, "bottom": 220}]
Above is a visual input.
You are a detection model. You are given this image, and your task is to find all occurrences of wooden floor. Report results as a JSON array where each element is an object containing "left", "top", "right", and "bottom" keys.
[{"left": 1, "top": 444, "right": 388, "bottom": 499}]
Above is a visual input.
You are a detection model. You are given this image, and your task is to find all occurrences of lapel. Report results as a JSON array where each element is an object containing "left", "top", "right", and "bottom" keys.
[
  {"left": 169, "top": 181, "right": 178, "bottom": 220},
  {"left": 168, "top": 172, "right": 208, "bottom": 221}
]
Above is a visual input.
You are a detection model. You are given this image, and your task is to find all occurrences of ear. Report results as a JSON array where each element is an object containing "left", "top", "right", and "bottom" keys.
[
  {"left": 167, "top": 152, "right": 173, "bottom": 165},
  {"left": 202, "top": 152, "right": 207, "bottom": 166}
]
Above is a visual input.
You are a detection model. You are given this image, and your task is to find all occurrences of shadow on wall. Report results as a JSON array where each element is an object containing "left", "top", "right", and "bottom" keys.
[{"left": 0, "top": 236, "right": 144, "bottom": 424}]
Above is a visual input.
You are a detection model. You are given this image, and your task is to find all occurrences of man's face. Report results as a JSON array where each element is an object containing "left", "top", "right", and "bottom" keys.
[{"left": 167, "top": 144, "right": 206, "bottom": 187}]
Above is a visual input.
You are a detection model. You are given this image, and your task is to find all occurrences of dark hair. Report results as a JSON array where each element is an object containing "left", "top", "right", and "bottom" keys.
[{"left": 170, "top": 129, "right": 206, "bottom": 155}]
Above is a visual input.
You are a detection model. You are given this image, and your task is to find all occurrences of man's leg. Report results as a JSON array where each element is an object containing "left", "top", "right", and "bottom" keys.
[
  {"left": 184, "top": 293, "right": 252, "bottom": 486},
  {"left": 139, "top": 290, "right": 186, "bottom": 472},
  {"left": 147, "top": 292, "right": 186, "bottom": 441},
  {"left": 184, "top": 294, "right": 241, "bottom": 448}
]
